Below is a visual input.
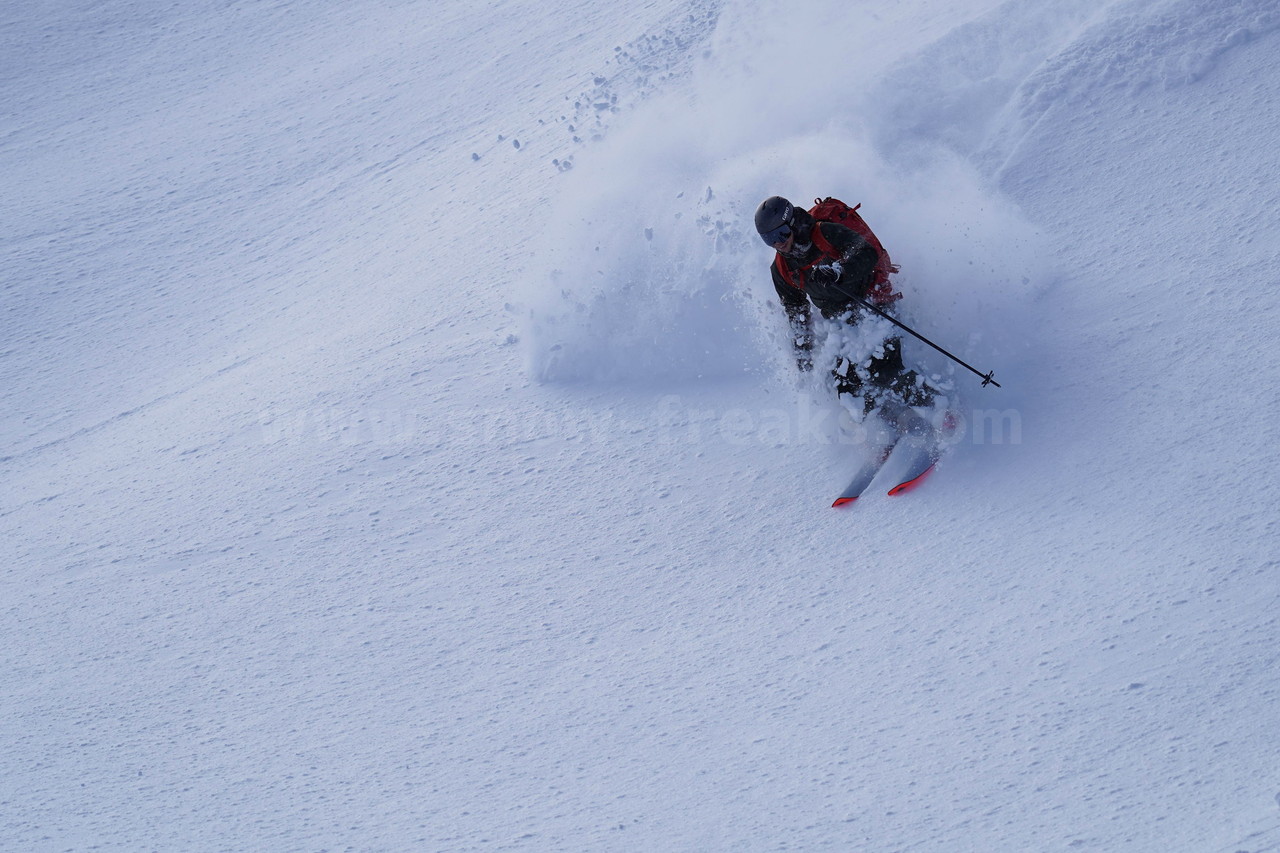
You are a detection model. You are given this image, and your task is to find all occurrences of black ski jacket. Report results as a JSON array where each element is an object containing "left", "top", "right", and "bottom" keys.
[{"left": 770, "top": 218, "right": 880, "bottom": 322}]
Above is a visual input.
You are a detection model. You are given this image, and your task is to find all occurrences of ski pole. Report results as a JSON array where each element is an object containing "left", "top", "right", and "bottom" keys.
[{"left": 836, "top": 285, "right": 1001, "bottom": 388}]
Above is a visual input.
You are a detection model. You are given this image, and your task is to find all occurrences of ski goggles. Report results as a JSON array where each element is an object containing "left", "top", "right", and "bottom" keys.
[{"left": 760, "top": 221, "right": 793, "bottom": 246}]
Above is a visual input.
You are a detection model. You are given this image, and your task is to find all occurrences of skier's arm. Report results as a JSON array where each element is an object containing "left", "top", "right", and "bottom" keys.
[
  {"left": 815, "top": 222, "right": 879, "bottom": 303},
  {"left": 772, "top": 261, "right": 814, "bottom": 371}
]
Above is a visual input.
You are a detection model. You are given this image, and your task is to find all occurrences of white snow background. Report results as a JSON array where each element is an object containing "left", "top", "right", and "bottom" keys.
[{"left": 4, "top": 0, "right": 1280, "bottom": 850}]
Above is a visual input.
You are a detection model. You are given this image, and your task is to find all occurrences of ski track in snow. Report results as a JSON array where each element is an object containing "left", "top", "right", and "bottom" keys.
[{"left": 4, "top": 0, "right": 1280, "bottom": 851}]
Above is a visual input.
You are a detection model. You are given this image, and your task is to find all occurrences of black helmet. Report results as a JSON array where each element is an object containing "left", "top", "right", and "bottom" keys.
[{"left": 754, "top": 196, "right": 795, "bottom": 246}]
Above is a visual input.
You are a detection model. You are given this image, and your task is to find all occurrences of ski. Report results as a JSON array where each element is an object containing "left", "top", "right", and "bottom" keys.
[
  {"left": 886, "top": 409, "right": 959, "bottom": 497},
  {"left": 886, "top": 442, "right": 943, "bottom": 497},
  {"left": 832, "top": 438, "right": 900, "bottom": 507}
]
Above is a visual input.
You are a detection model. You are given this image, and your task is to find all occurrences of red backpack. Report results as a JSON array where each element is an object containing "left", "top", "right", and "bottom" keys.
[{"left": 776, "top": 197, "right": 901, "bottom": 305}]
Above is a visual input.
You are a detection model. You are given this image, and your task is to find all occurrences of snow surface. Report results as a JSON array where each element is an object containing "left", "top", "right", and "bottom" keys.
[{"left": 4, "top": 0, "right": 1280, "bottom": 850}]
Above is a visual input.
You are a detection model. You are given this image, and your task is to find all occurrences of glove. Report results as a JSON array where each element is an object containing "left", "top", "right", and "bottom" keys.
[{"left": 810, "top": 262, "right": 843, "bottom": 286}]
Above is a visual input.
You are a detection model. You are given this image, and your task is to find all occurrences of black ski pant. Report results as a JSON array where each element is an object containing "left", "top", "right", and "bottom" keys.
[{"left": 833, "top": 336, "right": 936, "bottom": 415}]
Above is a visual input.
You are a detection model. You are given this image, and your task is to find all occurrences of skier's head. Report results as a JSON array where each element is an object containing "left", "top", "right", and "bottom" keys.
[{"left": 755, "top": 196, "right": 795, "bottom": 248}]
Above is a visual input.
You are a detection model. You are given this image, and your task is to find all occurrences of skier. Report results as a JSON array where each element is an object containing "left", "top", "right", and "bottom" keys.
[{"left": 754, "top": 194, "right": 940, "bottom": 435}]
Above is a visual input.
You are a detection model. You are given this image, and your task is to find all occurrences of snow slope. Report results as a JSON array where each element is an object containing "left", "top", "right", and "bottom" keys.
[{"left": 4, "top": 0, "right": 1280, "bottom": 850}]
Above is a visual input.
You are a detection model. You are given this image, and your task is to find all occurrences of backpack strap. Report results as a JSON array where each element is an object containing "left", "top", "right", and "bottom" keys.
[
  {"left": 774, "top": 253, "right": 800, "bottom": 290},
  {"left": 809, "top": 221, "right": 838, "bottom": 259}
]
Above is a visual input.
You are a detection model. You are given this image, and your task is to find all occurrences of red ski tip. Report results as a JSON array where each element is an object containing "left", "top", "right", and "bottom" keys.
[
  {"left": 887, "top": 463, "right": 937, "bottom": 497},
  {"left": 831, "top": 496, "right": 859, "bottom": 508}
]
